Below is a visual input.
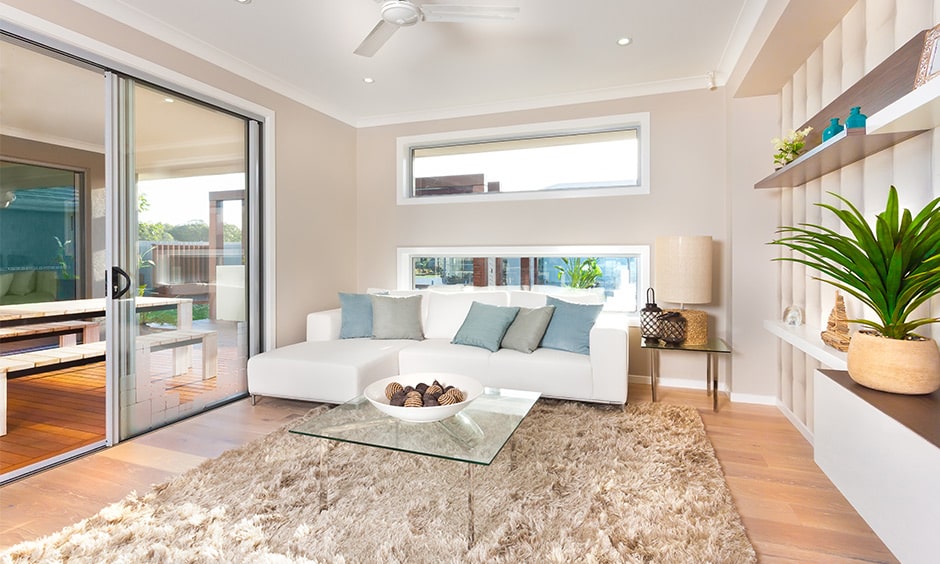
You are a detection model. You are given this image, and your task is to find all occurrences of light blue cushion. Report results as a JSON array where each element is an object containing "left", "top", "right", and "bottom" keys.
[
  {"left": 339, "top": 293, "right": 373, "bottom": 339},
  {"left": 452, "top": 302, "right": 520, "bottom": 352},
  {"left": 540, "top": 296, "right": 602, "bottom": 355}
]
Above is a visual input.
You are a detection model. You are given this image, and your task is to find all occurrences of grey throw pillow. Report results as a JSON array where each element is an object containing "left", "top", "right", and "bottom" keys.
[
  {"left": 371, "top": 294, "right": 424, "bottom": 340},
  {"left": 451, "top": 302, "right": 520, "bottom": 352},
  {"left": 500, "top": 305, "right": 555, "bottom": 353}
]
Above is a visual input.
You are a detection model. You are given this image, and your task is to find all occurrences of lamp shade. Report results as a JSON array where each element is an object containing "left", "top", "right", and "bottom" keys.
[{"left": 654, "top": 235, "right": 712, "bottom": 305}]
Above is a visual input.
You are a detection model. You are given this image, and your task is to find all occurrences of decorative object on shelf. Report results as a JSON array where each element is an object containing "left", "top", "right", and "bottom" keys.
[
  {"left": 658, "top": 311, "right": 686, "bottom": 345},
  {"left": 844, "top": 106, "right": 867, "bottom": 130},
  {"left": 915, "top": 22, "right": 940, "bottom": 88},
  {"left": 771, "top": 126, "right": 813, "bottom": 168},
  {"left": 655, "top": 235, "right": 712, "bottom": 346},
  {"left": 771, "top": 186, "right": 940, "bottom": 395},
  {"left": 820, "top": 291, "right": 851, "bottom": 352},
  {"left": 821, "top": 117, "right": 844, "bottom": 142},
  {"left": 640, "top": 287, "right": 663, "bottom": 342},
  {"left": 782, "top": 305, "right": 804, "bottom": 326}
]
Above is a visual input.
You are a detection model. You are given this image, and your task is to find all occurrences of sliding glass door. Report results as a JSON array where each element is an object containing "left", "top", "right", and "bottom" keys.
[
  {"left": 1, "top": 33, "right": 259, "bottom": 480},
  {"left": 110, "top": 78, "right": 254, "bottom": 440}
]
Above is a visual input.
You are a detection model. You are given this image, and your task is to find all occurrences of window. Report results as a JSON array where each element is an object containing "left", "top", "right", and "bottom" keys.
[
  {"left": 397, "top": 114, "right": 650, "bottom": 204},
  {"left": 398, "top": 246, "right": 649, "bottom": 313}
]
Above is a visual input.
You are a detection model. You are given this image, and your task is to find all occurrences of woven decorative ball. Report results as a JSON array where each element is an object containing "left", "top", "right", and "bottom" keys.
[
  {"left": 437, "top": 392, "right": 458, "bottom": 405},
  {"left": 426, "top": 383, "right": 443, "bottom": 396},
  {"left": 448, "top": 388, "right": 465, "bottom": 403},
  {"left": 404, "top": 391, "right": 423, "bottom": 408},
  {"left": 385, "top": 381, "right": 404, "bottom": 400}
]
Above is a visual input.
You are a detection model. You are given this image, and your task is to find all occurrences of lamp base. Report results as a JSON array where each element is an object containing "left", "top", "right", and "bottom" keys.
[{"left": 666, "top": 309, "right": 708, "bottom": 345}]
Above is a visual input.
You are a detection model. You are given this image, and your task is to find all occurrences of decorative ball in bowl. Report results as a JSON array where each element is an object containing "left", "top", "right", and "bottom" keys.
[{"left": 364, "top": 373, "right": 483, "bottom": 423}]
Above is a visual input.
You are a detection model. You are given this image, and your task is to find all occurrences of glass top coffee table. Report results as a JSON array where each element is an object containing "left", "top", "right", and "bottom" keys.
[{"left": 290, "top": 385, "right": 541, "bottom": 547}]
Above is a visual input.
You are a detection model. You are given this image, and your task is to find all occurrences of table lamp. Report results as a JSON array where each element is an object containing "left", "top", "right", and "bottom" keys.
[{"left": 654, "top": 235, "right": 712, "bottom": 346}]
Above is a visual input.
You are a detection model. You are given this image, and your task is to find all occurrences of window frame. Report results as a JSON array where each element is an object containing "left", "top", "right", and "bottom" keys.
[
  {"left": 397, "top": 245, "right": 650, "bottom": 315},
  {"left": 396, "top": 113, "right": 651, "bottom": 205}
]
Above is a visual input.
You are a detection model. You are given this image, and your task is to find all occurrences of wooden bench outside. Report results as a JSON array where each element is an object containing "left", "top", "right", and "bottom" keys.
[
  {"left": 136, "top": 329, "right": 218, "bottom": 380},
  {"left": 0, "top": 320, "right": 101, "bottom": 347}
]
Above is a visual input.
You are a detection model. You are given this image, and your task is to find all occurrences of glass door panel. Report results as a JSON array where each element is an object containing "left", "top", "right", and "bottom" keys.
[{"left": 117, "top": 81, "right": 250, "bottom": 440}]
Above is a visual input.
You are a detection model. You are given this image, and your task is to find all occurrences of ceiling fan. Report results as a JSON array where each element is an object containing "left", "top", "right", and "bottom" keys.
[{"left": 354, "top": 1, "right": 520, "bottom": 57}]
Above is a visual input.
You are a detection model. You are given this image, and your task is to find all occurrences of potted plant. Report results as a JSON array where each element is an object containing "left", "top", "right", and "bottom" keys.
[
  {"left": 770, "top": 186, "right": 940, "bottom": 394},
  {"left": 555, "top": 257, "right": 602, "bottom": 289}
]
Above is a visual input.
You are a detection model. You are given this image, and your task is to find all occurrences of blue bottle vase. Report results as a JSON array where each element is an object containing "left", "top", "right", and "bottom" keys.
[
  {"left": 845, "top": 106, "right": 867, "bottom": 129},
  {"left": 822, "top": 117, "right": 844, "bottom": 142}
]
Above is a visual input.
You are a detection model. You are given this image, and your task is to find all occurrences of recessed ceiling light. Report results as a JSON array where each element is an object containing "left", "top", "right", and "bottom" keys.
[
  {"left": 234, "top": 0, "right": 251, "bottom": 4},
  {"left": 163, "top": 97, "right": 175, "bottom": 103},
  {"left": 363, "top": 77, "right": 375, "bottom": 84},
  {"left": 617, "top": 37, "right": 632, "bottom": 46}
]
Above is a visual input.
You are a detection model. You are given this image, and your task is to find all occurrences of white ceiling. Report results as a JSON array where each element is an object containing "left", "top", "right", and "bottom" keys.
[{"left": 70, "top": 0, "right": 764, "bottom": 127}]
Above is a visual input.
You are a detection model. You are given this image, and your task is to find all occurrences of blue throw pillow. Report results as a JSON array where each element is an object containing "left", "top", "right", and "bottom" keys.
[
  {"left": 339, "top": 293, "right": 373, "bottom": 339},
  {"left": 540, "top": 296, "right": 603, "bottom": 355},
  {"left": 452, "top": 302, "right": 520, "bottom": 352}
]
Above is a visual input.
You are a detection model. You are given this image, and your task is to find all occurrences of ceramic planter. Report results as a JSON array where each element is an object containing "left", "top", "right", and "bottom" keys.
[{"left": 847, "top": 330, "right": 940, "bottom": 394}]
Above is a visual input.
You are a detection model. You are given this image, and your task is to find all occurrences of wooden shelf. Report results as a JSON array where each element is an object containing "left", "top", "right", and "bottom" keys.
[
  {"left": 763, "top": 320, "right": 847, "bottom": 369},
  {"left": 754, "top": 128, "right": 926, "bottom": 188},
  {"left": 753, "top": 28, "right": 929, "bottom": 190}
]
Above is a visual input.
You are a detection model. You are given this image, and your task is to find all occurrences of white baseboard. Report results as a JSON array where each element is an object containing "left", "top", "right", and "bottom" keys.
[
  {"left": 628, "top": 374, "right": 778, "bottom": 406},
  {"left": 776, "top": 399, "right": 815, "bottom": 445}
]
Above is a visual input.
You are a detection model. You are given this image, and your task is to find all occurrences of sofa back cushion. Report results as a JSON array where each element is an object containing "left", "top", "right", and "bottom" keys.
[
  {"left": 423, "top": 291, "right": 508, "bottom": 339},
  {"left": 0, "top": 272, "right": 13, "bottom": 297},
  {"left": 8, "top": 270, "right": 36, "bottom": 296}
]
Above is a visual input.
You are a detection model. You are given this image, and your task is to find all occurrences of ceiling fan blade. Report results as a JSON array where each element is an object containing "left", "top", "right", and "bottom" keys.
[
  {"left": 354, "top": 20, "right": 399, "bottom": 57},
  {"left": 420, "top": 4, "right": 520, "bottom": 23}
]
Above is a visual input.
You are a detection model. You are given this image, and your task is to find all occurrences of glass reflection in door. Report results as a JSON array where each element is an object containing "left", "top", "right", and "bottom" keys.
[{"left": 121, "top": 83, "right": 249, "bottom": 439}]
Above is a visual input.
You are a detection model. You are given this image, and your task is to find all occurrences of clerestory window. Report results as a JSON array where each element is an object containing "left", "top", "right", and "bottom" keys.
[{"left": 397, "top": 114, "right": 650, "bottom": 204}]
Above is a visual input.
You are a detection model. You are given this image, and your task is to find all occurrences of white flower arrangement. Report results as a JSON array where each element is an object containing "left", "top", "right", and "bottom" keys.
[{"left": 771, "top": 126, "right": 813, "bottom": 168}]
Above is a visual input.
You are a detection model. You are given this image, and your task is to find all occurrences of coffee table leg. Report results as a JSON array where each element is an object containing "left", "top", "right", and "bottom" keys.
[
  {"left": 319, "top": 441, "right": 329, "bottom": 512},
  {"left": 467, "top": 463, "right": 475, "bottom": 549}
]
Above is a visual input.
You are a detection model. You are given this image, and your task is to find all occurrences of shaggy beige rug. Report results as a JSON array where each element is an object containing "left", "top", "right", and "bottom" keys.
[{"left": 2, "top": 400, "right": 756, "bottom": 563}]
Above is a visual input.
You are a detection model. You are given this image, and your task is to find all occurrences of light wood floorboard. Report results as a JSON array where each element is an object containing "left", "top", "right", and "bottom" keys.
[{"left": 0, "top": 384, "right": 899, "bottom": 562}]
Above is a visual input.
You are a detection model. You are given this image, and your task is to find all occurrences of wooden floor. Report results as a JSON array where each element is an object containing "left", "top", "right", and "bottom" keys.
[
  {"left": 1, "top": 349, "right": 219, "bottom": 475},
  {"left": 0, "top": 384, "right": 899, "bottom": 562}
]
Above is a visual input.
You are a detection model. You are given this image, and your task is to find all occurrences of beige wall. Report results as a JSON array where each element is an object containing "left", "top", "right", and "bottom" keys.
[
  {"left": 357, "top": 89, "right": 753, "bottom": 382},
  {"left": 2, "top": 0, "right": 359, "bottom": 346},
  {"left": 775, "top": 0, "right": 938, "bottom": 434}
]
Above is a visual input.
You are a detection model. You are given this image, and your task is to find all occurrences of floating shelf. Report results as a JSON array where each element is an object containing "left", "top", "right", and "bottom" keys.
[
  {"left": 754, "top": 128, "right": 926, "bottom": 188},
  {"left": 866, "top": 76, "right": 940, "bottom": 134},
  {"left": 763, "top": 320, "right": 847, "bottom": 370}
]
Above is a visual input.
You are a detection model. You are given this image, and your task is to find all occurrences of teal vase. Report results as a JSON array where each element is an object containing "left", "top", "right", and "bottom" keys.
[
  {"left": 845, "top": 106, "right": 867, "bottom": 129},
  {"left": 822, "top": 117, "right": 844, "bottom": 142}
]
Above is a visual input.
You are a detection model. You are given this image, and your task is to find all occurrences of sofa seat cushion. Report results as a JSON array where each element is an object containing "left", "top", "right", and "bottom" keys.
[
  {"left": 489, "top": 347, "right": 593, "bottom": 400},
  {"left": 247, "top": 338, "right": 411, "bottom": 403},
  {"left": 398, "top": 338, "right": 492, "bottom": 378}
]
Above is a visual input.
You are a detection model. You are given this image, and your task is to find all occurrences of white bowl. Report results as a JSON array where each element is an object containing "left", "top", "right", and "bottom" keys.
[{"left": 364, "top": 373, "right": 483, "bottom": 423}]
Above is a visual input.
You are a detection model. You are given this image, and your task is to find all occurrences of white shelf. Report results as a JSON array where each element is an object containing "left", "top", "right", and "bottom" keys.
[
  {"left": 867, "top": 77, "right": 940, "bottom": 134},
  {"left": 763, "top": 320, "right": 847, "bottom": 370}
]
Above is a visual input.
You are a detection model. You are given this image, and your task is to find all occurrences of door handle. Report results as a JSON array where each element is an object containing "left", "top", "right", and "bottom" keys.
[{"left": 111, "top": 266, "right": 131, "bottom": 299}]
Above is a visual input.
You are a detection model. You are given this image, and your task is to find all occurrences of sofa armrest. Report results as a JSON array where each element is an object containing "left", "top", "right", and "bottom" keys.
[
  {"left": 307, "top": 308, "right": 342, "bottom": 342},
  {"left": 589, "top": 325, "right": 628, "bottom": 404}
]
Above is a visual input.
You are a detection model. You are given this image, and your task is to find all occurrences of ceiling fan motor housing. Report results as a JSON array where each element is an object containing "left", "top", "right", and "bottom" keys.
[{"left": 381, "top": 1, "right": 422, "bottom": 26}]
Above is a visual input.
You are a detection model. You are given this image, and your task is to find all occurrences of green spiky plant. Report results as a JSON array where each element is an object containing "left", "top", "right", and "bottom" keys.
[
  {"left": 770, "top": 186, "right": 940, "bottom": 340},
  {"left": 555, "top": 257, "right": 602, "bottom": 289}
]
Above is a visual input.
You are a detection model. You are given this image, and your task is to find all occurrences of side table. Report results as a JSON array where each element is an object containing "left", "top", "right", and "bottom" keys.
[{"left": 641, "top": 337, "right": 731, "bottom": 411}]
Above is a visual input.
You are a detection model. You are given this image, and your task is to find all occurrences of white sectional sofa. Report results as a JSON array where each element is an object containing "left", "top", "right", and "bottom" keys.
[{"left": 247, "top": 289, "right": 628, "bottom": 405}]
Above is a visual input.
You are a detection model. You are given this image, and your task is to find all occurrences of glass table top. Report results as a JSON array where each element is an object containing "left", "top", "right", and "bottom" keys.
[
  {"left": 290, "top": 387, "right": 541, "bottom": 466},
  {"left": 640, "top": 336, "right": 731, "bottom": 354}
]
